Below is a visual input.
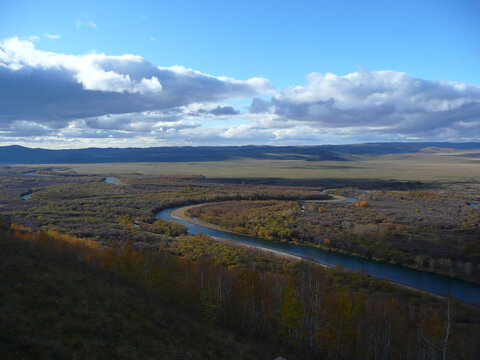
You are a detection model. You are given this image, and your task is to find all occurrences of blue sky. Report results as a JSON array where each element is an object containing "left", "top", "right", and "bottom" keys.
[{"left": 0, "top": 0, "right": 479, "bottom": 147}]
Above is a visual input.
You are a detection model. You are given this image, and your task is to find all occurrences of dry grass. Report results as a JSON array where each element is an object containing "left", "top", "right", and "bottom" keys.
[{"left": 18, "top": 151, "right": 480, "bottom": 181}]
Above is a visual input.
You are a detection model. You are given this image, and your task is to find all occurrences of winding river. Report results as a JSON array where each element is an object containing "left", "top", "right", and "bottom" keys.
[
  {"left": 157, "top": 204, "right": 480, "bottom": 304},
  {"left": 21, "top": 175, "right": 119, "bottom": 200},
  {"left": 20, "top": 175, "right": 479, "bottom": 303}
]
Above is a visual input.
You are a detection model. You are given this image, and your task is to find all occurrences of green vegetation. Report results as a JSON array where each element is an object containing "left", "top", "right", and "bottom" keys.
[
  {"left": 148, "top": 219, "right": 188, "bottom": 236},
  {"left": 187, "top": 200, "right": 303, "bottom": 241},
  {"left": 164, "top": 233, "right": 300, "bottom": 275}
]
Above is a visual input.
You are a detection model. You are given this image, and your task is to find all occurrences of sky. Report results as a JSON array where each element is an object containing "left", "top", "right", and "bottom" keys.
[{"left": 0, "top": 0, "right": 479, "bottom": 148}]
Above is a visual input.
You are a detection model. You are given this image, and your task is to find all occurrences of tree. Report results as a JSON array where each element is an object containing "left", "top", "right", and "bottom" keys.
[{"left": 277, "top": 284, "right": 305, "bottom": 346}]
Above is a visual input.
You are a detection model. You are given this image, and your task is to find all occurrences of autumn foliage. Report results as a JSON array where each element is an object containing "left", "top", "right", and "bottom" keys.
[
  {"left": 355, "top": 200, "right": 369, "bottom": 207},
  {"left": 7, "top": 222, "right": 477, "bottom": 359}
]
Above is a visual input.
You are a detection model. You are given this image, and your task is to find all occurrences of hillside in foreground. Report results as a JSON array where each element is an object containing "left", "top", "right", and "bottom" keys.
[{"left": 0, "top": 224, "right": 289, "bottom": 360}]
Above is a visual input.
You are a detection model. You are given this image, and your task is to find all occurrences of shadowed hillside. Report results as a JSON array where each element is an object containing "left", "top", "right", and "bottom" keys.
[{"left": 0, "top": 222, "right": 290, "bottom": 360}]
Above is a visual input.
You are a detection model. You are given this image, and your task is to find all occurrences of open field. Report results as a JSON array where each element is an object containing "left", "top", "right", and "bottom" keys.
[{"left": 21, "top": 151, "right": 480, "bottom": 181}]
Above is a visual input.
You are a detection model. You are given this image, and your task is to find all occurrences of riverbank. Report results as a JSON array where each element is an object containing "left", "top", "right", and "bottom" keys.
[
  {"left": 171, "top": 204, "right": 312, "bottom": 264},
  {"left": 170, "top": 193, "right": 351, "bottom": 233},
  {"left": 174, "top": 199, "right": 480, "bottom": 288},
  {"left": 170, "top": 204, "right": 447, "bottom": 298},
  {"left": 160, "top": 203, "right": 480, "bottom": 304},
  {"left": 171, "top": 201, "right": 381, "bottom": 267}
]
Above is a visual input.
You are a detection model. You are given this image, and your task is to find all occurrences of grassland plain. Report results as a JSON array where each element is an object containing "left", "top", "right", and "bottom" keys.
[{"left": 21, "top": 150, "right": 480, "bottom": 181}]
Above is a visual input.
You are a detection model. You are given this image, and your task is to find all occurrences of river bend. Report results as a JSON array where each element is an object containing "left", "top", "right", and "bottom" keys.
[{"left": 157, "top": 205, "right": 480, "bottom": 304}]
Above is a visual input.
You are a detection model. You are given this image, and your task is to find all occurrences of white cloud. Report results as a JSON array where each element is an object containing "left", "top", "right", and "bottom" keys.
[
  {"left": 1, "top": 37, "right": 480, "bottom": 146},
  {"left": 0, "top": 38, "right": 163, "bottom": 94},
  {"left": 262, "top": 69, "right": 480, "bottom": 139},
  {"left": 75, "top": 19, "right": 97, "bottom": 29},
  {"left": 27, "top": 35, "right": 40, "bottom": 42},
  {"left": 0, "top": 38, "right": 271, "bottom": 102},
  {"left": 43, "top": 33, "right": 61, "bottom": 39},
  {"left": 0, "top": 37, "right": 272, "bottom": 145}
]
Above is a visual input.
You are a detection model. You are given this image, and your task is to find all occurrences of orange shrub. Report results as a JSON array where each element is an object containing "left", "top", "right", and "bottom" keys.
[{"left": 355, "top": 200, "right": 369, "bottom": 208}]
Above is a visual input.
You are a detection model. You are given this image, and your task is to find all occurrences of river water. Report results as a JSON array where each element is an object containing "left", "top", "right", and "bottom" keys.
[
  {"left": 105, "top": 176, "right": 119, "bottom": 184},
  {"left": 157, "top": 206, "right": 480, "bottom": 304}
]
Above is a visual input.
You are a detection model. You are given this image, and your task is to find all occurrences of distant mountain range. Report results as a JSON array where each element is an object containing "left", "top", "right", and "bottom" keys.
[{"left": 1, "top": 143, "right": 479, "bottom": 164}]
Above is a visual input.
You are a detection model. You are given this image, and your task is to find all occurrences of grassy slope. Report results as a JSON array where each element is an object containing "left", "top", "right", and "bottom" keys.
[{"left": 0, "top": 231, "right": 290, "bottom": 360}]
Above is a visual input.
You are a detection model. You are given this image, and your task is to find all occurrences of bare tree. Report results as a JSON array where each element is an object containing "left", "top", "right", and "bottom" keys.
[{"left": 442, "top": 301, "right": 450, "bottom": 360}]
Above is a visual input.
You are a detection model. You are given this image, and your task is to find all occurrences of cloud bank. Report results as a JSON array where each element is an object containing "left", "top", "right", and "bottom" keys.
[
  {"left": 1, "top": 37, "right": 479, "bottom": 147},
  {"left": 262, "top": 69, "right": 480, "bottom": 140}
]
